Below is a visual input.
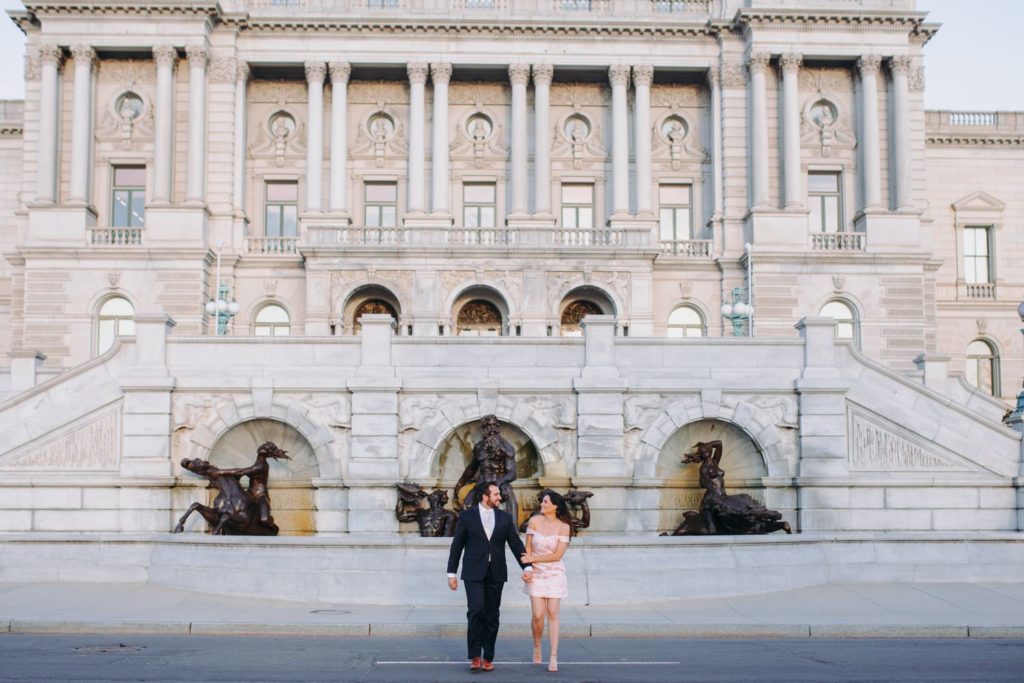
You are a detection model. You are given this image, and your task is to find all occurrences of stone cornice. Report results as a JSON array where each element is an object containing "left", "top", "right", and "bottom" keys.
[
  {"left": 926, "top": 135, "right": 1024, "bottom": 148},
  {"left": 22, "top": 0, "right": 221, "bottom": 17},
  {"left": 734, "top": 8, "right": 935, "bottom": 44},
  {"left": 0, "top": 126, "right": 24, "bottom": 137},
  {"left": 748, "top": 252, "right": 934, "bottom": 267}
]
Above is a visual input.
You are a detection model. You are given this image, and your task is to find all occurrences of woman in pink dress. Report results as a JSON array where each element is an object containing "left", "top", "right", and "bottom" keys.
[{"left": 520, "top": 490, "right": 573, "bottom": 672}]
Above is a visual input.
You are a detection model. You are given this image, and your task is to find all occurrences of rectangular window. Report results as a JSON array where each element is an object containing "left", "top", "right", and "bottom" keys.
[
  {"left": 964, "top": 226, "right": 992, "bottom": 284},
  {"left": 365, "top": 182, "right": 398, "bottom": 227},
  {"left": 560, "top": 0, "right": 592, "bottom": 9},
  {"left": 367, "top": 0, "right": 399, "bottom": 8},
  {"left": 111, "top": 166, "right": 146, "bottom": 228},
  {"left": 808, "top": 172, "right": 842, "bottom": 233},
  {"left": 561, "top": 183, "right": 594, "bottom": 229},
  {"left": 463, "top": 183, "right": 496, "bottom": 228},
  {"left": 658, "top": 184, "right": 692, "bottom": 242},
  {"left": 264, "top": 182, "right": 298, "bottom": 237}
]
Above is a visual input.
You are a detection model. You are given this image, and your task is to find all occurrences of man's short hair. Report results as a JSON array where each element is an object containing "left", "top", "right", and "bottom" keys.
[{"left": 474, "top": 480, "right": 498, "bottom": 501}]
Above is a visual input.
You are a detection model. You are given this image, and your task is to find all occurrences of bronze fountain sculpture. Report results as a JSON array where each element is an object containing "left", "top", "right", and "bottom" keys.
[
  {"left": 519, "top": 489, "right": 594, "bottom": 535},
  {"left": 173, "top": 441, "right": 291, "bottom": 536},
  {"left": 452, "top": 414, "right": 520, "bottom": 522},
  {"left": 395, "top": 482, "right": 459, "bottom": 537},
  {"left": 664, "top": 439, "right": 791, "bottom": 536}
]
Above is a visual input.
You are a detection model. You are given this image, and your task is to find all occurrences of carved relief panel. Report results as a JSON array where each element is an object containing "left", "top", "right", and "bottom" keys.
[
  {"left": 247, "top": 80, "right": 309, "bottom": 169},
  {"left": 649, "top": 84, "right": 708, "bottom": 173},
  {"left": 95, "top": 60, "right": 157, "bottom": 154},
  {"left": 449, "top": 82, "right": 510, "bottom": 173},
  {"left": 348, "top": 80, "right": 409, "bottom": 169},
  {"left": 798, "top": 67, "right": 857, "bottom": 157},
  {"left": 550, "top": 83, "right": 608, "bottom": 174}
]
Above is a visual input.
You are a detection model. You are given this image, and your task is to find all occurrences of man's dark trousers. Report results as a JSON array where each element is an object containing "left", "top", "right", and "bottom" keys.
[{"left": 465, "top": 562, "right": 503, "bottom": 661}]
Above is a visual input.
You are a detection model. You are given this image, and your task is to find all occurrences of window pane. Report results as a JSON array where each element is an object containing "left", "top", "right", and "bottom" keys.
[
  {"left": 578, "top": 208, "right": 593, "bottom": 229},
  {"left": 381, "top": 205, "right": 397, "bottom": 227},
  {"left": 810, "top": 199, "right": 823, "bottom": 232},
  {"left": 113, "top": 190, "right": 130, "bottom": 227},
  {"left": 820, "top": 301, "right": 853, "bottom": 321},
  {"left": 114, "top": 167, "right": 145, "bottom": 186},
  {"left": 808, "top": 173, "right": 838, "bottom": 193},
  {"left": 100, "top": 297, "right": 134, "bottom": 316},
  {"left": 967, "top": 340, "right": 992, "bottom": 357},
  {"left": 668, "top": 307, "right": 701, "bottom": 326},
  {"left": 119, "top": 319, "right": 135, "bottom": 336},
  {"left": 659, "top": 209, "right": 674, "bottom": 240},
  {"left": 823, "top": 196, "right": 839, "bottom": 232},
  {"left": 464, "top": 183, "right": 495, "bottom": 203},
  {"left": 659, "top": 184, "right": 691, "bottom": 205},
  {"left": 273, "top": 326, "right": 291, "bottom": 337},
  {"left": 836, "top": 321, "right": 854, "bottom": 339},
  {"left": 480, "top": 207, "right": 495, "bottom": 228},
  {"left": 366, "top": 183, "right": 397, "bottom": 202},
  {"left": 130, "top": 192, "right": 145, "bottom": 227},
  {"left": 256, "top": 305, "right": 289, "bottom": 324},
  {"left": 254, "top": 326, "right": 272, "bottom": 337},
  {"left": 282, "top": 205, "right": 298, "bottom": 236},
  {"left": 98, "top": 320, "right": 115, "bottom": 354},
  {"left": 265, "top": 205, "right": 282, "bottom": 236},
  {"left": 464, "top": 207, "right": 478, "bottom": 228},
  {"left": 676, "top": 207, "right": 691, "bottom": 237},
  {"left": 562, "top": 184, "right": 592, "bottom": 203},
  {"left": 266, "top": 182, "right": 298, "bottom": 202},
  {"left": 562, "top": 207, "right": 576, "bottom": 229},
  {"left": 365, "top": 206, "right": 379, "bottom": 227}
]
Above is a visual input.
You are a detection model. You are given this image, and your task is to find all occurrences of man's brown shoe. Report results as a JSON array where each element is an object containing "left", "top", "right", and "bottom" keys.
[
  {"left": 482, "top": 660, "right": 495, "bottom": 672},
  {"left": 470, "top": 657, "right": 482, "bottom": 672}
]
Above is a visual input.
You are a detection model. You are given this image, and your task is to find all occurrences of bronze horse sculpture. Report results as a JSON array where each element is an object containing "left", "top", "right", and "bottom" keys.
[{"left": 173, "top": 441, "right": 291, "bottom": 536}]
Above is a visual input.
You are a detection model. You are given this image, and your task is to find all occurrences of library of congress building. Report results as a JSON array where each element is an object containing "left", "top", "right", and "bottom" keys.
[{"left": 0, "top": 0, "right": 1022, "bottom": 602}]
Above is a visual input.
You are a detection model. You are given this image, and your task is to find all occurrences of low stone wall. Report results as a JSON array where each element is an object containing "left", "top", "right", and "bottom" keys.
[{"left": 2, "top": 533, "right": 1022, "bottom": 606}]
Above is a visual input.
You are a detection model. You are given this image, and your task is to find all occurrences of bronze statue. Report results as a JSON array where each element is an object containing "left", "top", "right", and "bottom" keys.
[
  {"left": 173, "top": 441, "right": 291, "bottom": 536},
  {"left": 664, "top": 440, "right": 791, "bottom": 536},
  {"left": 453, "top": 415, "right": 519, "bottom": 522},
  {"left": 395, "top": 481, "right": 459, "bottom": 537},
  {"left": 520, "top": 488, "right": 593, "bottom": 535}
]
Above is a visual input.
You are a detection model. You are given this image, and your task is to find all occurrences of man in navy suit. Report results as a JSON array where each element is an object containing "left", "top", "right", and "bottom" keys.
[{"left": 447, "top": 480, "right": 532, "bottom": 672}]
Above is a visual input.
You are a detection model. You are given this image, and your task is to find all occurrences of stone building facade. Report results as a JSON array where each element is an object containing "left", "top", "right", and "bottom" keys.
[{"left": 0, "top": 0, "right": 1022, "bottom": 541}]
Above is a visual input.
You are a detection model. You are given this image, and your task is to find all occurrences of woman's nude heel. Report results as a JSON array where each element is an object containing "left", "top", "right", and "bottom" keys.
[
  {"left": 547, "top": 656, "right": 558, "bottom": 672},
  {"left": 532, "top": 644, "right": 542, "bottom": 664}
]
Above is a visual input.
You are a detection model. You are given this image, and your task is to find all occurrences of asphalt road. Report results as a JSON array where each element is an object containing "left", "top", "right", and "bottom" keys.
[{"left": 1, "top": 634, "right": 1022, "bottom": 682}]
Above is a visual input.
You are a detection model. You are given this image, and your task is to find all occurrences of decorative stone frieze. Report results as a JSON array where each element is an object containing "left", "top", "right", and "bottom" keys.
[
  {"left": 721, "top": 61, "right": 746, "bottom": 87},
  {"left": 0, "top": 408, "right": 120, "bottom": 470},
  {"left": 208, "top": 56, "right": 237, "bottom": 83}
]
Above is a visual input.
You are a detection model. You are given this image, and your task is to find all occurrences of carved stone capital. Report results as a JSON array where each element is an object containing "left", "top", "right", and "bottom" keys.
[
  {"left": 236, "top": 61, "right": 251, "bottom": 83},
  {"left": 185, "top": 44, "right": 209, "bottom": 69},
  {"left": 532, "top": 63, "right": 554, "bottom": 86},
  {"left": 890, "top": 55, "right": 913, "bottom": 77},
  {"left": 779, "top": 53, "right": 802, "bottom": 75},
  {"left": 721, "top": 61, "right": 747, "bottom": 88},
  {"left": 706, "top": 66, "right": 720, "bottom": 88},
  {"left": 632, "top": 64, "right": 654, "bottom": 88},
  {"left": 208, "top": 57, "right": 237, "bottom": 83},
  {"left": 152, "top": 45, "right": 178, "bottom": 70},
  {"left": 857, "top": 54, "right": 882, "bottom": 77},
  {"left": 70, "top": 45, "right": 97, "bottom": 70},
  {"left": 747, "top": 52, "right": 771, "bottom": 76},
  {"left": 37, "top": 44, "right": 63, "bottom": 69},
  {"left": 329, "top": 61, "right": 351, "bottom": 85},
  {"left": 305, "top": 60, "right": 327, "bottom": 84},
  {"left": 609, "top": 64, "right": 631, "bottom": 87},
  {"left": 508, "top": 63, "right": 531, "bottom": 86},
  {"left": 407, "top": 62, "right": 429, "bottom": 84},
  {"left": 430, "top": 62, "right": 452, "bottom": 84}
]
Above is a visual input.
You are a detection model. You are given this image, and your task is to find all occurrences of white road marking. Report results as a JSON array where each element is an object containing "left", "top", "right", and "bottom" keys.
[{"left": 376, "top": 661, "right": 680, "bottom": 666}]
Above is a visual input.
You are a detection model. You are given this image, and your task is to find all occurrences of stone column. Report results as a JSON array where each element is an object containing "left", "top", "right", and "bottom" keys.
[
  {"left": 185, "top": 45, "right": 209, "bottom": 204},
  {"left": 857, "top": 55, "right": 883, "bottom": 211},
  {"left": 890, "top": 55, "right": 914, "bottom": 211},
  {"left": 232, "top": 62, "right": 249, "bottom": 214},
  {"left": 305, "top": 61, "right": 327, "bottom": 213},
  {"left": 509, "top": 64, "right": 531, "bottom": 215},
  {"left": 748, "top": 52, "right": 771, "bottom": 209},
  {"left": 430, "top": 62, "right": 452, "bottom": 214},
  {"left": 328, "top": 61, "right": 351, "bottom": 214},
  {"left": 532, "top": 64, "right": 553, "bottom": 215},
  {"left": 152, "top": 45, "right": 177, "bottom": 205},
  {"left": 35, "top": 44, "right": 62, "bottom": 204},
  {"left": 68, "top": 45, "right": 97, "bottom": 206},
  {"left": 609, "top": 65, "right": 631, "bottom": 216},
  {"left": 780, "top": 53, "right": 803, "bottom": 209},
  {"left": 708, "top": 67, "right": 724, "bottom": 219},
  {"left": 633, "top": 65, "right": 654, "bottom": 215},
  {"left": 407, "top": 62, "right": 428, "bottom": 214}
]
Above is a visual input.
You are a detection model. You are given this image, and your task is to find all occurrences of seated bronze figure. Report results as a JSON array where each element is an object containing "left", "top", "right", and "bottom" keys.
[{"left": 395, "top": 481, "right": 459, "bottom": 537}]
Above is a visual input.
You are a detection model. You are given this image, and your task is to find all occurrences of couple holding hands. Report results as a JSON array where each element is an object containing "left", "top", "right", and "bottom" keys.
[{"left": 447, "top": 481, "right": 574, "bottom": 673}]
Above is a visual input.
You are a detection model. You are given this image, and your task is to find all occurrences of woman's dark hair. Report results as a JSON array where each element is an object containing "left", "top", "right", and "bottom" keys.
[{"left": 540, "top": 489, "right": 576, "bottom": 537}]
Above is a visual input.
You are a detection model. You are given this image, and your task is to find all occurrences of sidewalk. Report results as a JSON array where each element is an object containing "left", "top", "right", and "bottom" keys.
[{"left": 2, "top": 582, "right": 1023, "bottom": 638}]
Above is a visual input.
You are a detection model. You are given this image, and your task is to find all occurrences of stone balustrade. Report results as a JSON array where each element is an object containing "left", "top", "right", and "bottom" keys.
[
  {"left": 88, "top": 227, "right": 143, "bottom": 246},
  {"left": 810, "top": 232, "right": 866, "bottom": 252},
  {"left": 244, "top": 0, "right": 714, "bottom": 18},
  {"left": 302, "top": 224, "right": 650, "bottom": 249},
  {"left": 245, "top": 236, "right": 299, "bottom": 254},
  {"left": 659, "top": 238, "right": 712, "bottom": 258}
]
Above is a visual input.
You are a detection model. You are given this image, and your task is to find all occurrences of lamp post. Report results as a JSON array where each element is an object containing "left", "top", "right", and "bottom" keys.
[
  {"left": 1005, "top": 301, "right": 1024, "bottom": 429},
  {"left": 204, "top": 240, "right": 240, "bottom": 335},
  {"left": 721, "top": 243, "right": 754, "bottom": 337}
]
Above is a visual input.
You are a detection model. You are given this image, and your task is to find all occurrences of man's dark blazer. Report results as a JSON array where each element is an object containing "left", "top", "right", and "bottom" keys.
[{"left": 447, "top": 505, "right": 530, "bottom": 581}]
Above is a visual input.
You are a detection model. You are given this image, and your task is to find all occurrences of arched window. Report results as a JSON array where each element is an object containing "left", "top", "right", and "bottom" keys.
[
  {"left": 560, "top": 300, "right": 603, "bottom": 337},
  {"left": 819, "top": 300, "right": 857, "bottom": 342},
  {"left": 353, "top": 299, "right": 398, "bottom": 334},
  {"left": 253, "top": 304, "right": 290, "bottom": 337},
  {"left": 966, "top": 339, "right": 999, "bottom": 396},
  {"left": 667, "top": 306, "right": 705, "bottom": 338},
  {"left": 457, "top": 299, "right": 503, "bottom": 336},
  {"left": 97, "top": 297, "right": 135, "bottom": 354}
]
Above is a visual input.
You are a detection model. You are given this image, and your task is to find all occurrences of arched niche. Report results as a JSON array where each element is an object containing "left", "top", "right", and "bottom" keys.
[
  {"left": 343, "top": 284, "right": 402, "bottom": 335},
  {"left": 452, "top": 285, "right": 509, "bottom": 336},
  {"left": 655, "top": 419, "right": 767, "bottom": 533},
  {"left": 206, "top": 419, "right": 320, "bottom": 535},
  {"left": 433, "top": 418, "right": 541, "bottom": 528}
]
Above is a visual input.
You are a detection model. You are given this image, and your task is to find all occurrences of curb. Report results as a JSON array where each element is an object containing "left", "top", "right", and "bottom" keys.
[{"left": 2, "top": 620, "right": 1024, "bottom": 638}]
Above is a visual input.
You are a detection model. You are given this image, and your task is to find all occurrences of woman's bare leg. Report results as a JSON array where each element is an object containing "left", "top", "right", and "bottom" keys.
[
  {"left": 530, "top": 596, "right": 546, "bottom": 662},
  {"left": 546, "top": 597, "right": 561, "bottom": 671}
]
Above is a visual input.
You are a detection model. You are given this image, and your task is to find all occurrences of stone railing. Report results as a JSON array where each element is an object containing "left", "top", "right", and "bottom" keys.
[
  {"left": 965, "top": 282, "right": 996, "bottom": 299},
  {"left": 245, "top": 0, "right": 715, "bottom": 19},
  {"left": 926, "top": 110, "right": 1024, "bottom": 134},
  {"left": 246, "top": 236, "right": 299, "bottom": 254},
  {"left": 88, "top": 227, "right": 143, "bottom": 246},
  {"left": 810, "top": 232, "right": 866, "bottom": 252},
  {"left": 303, "top": 224, "right": 645, "bottom": 248},
  {"left": 306, "top": 225, "right": 410, "bottom": 245},
  {"left": 659, "top": 239, "right": 712, "bottom": 258},
  {"left": 552, "top": 227, "right": 624, "bottom": 247},
  {"left": 446, "top": 228, "right": 514, "bottom": 246}
]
